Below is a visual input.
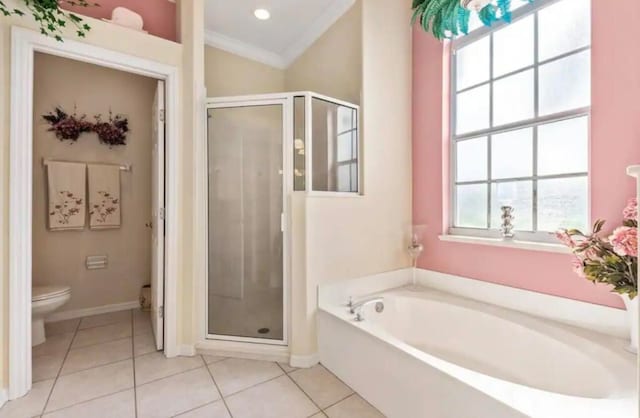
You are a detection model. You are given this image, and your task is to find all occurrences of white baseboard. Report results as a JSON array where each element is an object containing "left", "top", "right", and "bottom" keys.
[
  {"left": 0, "top": 388, "right": 7, "bottom": 409},
  {"left": 290, "top": 353, "right": 320, "bottom": 368},
  {"left": 416, "top": 269, "right": 627, "bottom": 339},
  {"left": 46, "top": 300, "right": 140, "bottom": 323},
  {"left": 178, "top": 344, "right": 196, "bottom": 357}
]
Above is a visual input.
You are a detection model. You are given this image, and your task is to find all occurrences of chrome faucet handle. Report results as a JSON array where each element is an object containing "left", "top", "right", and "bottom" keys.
[{"left": 350, "top": 298, "right": 384, "bottom": 321}]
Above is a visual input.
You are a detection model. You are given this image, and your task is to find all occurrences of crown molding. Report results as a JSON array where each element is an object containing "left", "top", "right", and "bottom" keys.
[
  {"left": 281, "top": 0, "right": 356, "bottom": 67},
  {"left": 204, "top": 0, "right": 356, "bottom": 70},
  {"left": 204, "top": 29, "right": 287, "bottom": 69}
]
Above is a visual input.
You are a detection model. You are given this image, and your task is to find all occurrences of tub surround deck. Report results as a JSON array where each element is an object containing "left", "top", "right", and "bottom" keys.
[{"left": 318, "top": 269, "right": 636, "bottom": 418}]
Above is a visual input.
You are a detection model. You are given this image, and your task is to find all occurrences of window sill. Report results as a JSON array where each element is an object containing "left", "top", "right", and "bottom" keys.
[
  {"left": 302, "top": 191, "right": 363, "bottom": 198},
  {"left": 627, "top": 165, "right": 640, "bottom": 178},
  {"left": 438, "top": 234, "right": 571, "bottom": 254}
]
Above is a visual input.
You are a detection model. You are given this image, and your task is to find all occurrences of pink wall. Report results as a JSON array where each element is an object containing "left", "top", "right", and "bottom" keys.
[
  {"left": 412, "top": 0, "right": 640, "bottom": 308},
  {"left": 62, "top": 0, "right": 176, "bottom": 42}
]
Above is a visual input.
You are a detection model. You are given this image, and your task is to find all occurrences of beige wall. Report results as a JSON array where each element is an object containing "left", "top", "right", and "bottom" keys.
[
  {"left": 290, "top": 0, "right": 412, "bottom": 356},
  {"left": 32, "top": 53, "right": 157, "bottom": 312},
  {"left": 0, "top": 0, "right": 191, "bottom": 391},
  {"left": 285, "top": 1, "right": 363, "bottom": 104},
  {"left": 204, "top": 46, "right": 285, "bottom": 97}
]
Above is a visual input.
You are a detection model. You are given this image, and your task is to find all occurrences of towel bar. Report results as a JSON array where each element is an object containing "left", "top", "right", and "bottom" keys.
[{"left": 42, "top": 158, "right": 131, "bottom": 172}]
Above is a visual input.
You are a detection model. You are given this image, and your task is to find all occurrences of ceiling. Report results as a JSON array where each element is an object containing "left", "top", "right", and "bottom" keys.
[{"left": 204, "top": 0, "right": 356, "bottom": 69}]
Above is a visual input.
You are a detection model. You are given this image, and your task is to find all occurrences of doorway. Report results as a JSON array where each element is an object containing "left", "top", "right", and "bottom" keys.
[
  {"left": 9, "top": 27, "right": 180, "bottom": 400},
  {"left": 205, "top": 98, "right": 289, "bottom": 346}
]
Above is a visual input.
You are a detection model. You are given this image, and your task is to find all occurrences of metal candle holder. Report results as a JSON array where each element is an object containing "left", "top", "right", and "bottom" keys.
[{"left": 500, "top": 205, "right": 515, "bottom": 239}]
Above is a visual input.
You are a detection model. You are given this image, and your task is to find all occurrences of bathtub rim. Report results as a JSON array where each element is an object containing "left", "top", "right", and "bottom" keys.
[{"left": 318, "top": 268, "right": 627, "bottom": 339}]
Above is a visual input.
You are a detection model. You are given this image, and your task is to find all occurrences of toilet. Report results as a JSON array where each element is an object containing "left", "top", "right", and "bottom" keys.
[{"left": 32, "top": 285, "right": 72, "bottom": 346}]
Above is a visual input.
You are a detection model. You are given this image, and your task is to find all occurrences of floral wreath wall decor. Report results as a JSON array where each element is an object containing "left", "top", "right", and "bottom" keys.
[
  {"left": 42, "top": 106, "right": 92, "bottom": 142},
  {"left": 93, "top": 111, "right": 129, "bottom": 147},
  {"left": 412, "top": 0, "right": 534, "bottom": 40},
  {"left": 43, "top": 106, "right": 130, "bottom": 147},
  {"left": 0, "top": 0, "right": 97, "bottom": 41}
]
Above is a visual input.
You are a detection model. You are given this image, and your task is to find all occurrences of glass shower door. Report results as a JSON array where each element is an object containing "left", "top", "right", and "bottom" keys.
[{"left": 206, "top": 102, "right": 285, "bottom": 343}]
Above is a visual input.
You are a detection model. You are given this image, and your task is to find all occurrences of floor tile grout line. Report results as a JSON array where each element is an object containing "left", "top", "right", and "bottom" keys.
[
  {"left": 63, "top": 330, "right": 133, "bottom": 351},
  {"left": 134, "top": 362, "right": 204, "bottom": 388},
  {"left": 170, "top": 399, "right": 221, "bottom": 418},
  {"left": 39, "top": 316, "right": 82, "bottom": 415},
  {"left": 57, "top": 354, "right": 134, "bottom": 379},
  {"left": 320, "top": 392, "right": 356, "bottom": 412},
  {"left": 131, "top": 310, "right": 139, "bottom": 418},
  {"left": 220, "top": 369, "right": 286, "bottom": 399},
  {"left": 69, "top": 332, "right": 134, "bottom": 351},
  {"left": 76, "top": 314, "right": 132, "bottom": 331},
  {"left": 38, "top": 387, "right": 134, "bottom": 416},
  {"left": 63, "top": 334, "right": 134, "bottom": 354},
  {"left": 202, "top": 356, "right": 234, "bottom": 418},
  {"left": 279, "top": 363, "right": 324, "bottom": 415},
  {"left": 74, "top": 314, "right": 133, "bottom": 331}
]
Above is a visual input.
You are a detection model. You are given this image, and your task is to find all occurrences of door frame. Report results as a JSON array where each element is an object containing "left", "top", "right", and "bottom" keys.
[
  {"left": 203, "top": 95, "right": 293, "bottom": 347},
  {"left": 8, "top": 27, "right": 180, "bottom": 399}
]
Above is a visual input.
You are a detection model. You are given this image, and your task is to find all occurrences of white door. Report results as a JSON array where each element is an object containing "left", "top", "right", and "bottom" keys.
[{"left": 151, "top": 80, "right": 165, "bottom": 350}]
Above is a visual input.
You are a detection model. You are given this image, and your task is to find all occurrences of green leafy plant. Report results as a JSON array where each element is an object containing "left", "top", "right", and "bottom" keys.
[
  {"left": 412, "top": 0, "right": 533, "bottom": 40},
  {"left": 0, "top": 0, "right": 97, "bottom": 41}
]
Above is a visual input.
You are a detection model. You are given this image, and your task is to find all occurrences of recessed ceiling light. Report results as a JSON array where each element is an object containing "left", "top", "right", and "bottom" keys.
[{"left": 254, "top": 8, "right": 271, "bottom": 20}]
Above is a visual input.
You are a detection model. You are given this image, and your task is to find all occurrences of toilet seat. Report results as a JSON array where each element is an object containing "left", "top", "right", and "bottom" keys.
[{"left": 32, "top": 285, "right": 72, "bottom": 302}]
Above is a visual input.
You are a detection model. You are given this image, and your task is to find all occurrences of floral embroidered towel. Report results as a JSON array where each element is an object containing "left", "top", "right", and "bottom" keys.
[
  {"left": 88, "top": 164, "right": 121, "bottom": 230},
  {"left": 47, "top": 162, "right": 87, "bottom": 231}
]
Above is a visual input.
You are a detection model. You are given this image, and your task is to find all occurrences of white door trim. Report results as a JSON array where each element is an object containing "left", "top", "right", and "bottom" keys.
[{"left": 8, "top": 27, "right": 181, "bottom": 400}]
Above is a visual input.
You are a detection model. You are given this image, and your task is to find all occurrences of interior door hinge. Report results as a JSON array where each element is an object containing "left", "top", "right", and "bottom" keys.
[
  {"left": 159, "top": 207, "right": 166, "bottom": 221},
  {"left": 159, "top": 306, "right": 164, "bottom": 319},
  {"left": 281, "top": 213, "right": 285, "bottom": 232},
  {"left": 159, "top": 109, "right": 165, "bottom": 122}
]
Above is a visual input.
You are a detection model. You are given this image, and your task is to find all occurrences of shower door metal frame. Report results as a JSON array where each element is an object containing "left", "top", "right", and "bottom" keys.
[{"left": 204, "top": 95, "right": 292, "bottom": 347}]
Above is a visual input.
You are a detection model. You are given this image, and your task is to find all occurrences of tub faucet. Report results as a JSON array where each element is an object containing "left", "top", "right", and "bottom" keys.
[{"left": 349, "top": 296, "right": 384, "bottom": 322}]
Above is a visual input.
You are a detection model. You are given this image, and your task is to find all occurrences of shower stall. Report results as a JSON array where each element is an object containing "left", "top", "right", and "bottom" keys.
[{"left": 205, "top": 92, "right": 360, "bottom": 347}]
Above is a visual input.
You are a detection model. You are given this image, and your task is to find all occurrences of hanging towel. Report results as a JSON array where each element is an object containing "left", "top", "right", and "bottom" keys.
[
  {"left": 88, "top": 164, "right": 122, "bottom": 230},
  {"left": 47, "top": 162, "right": 87, "bottom": 231}
]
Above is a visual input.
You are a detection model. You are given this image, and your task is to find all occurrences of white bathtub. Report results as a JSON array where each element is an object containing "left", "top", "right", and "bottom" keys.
[{"left": 317, "top": 270, "right": 636, "bottom": 418}]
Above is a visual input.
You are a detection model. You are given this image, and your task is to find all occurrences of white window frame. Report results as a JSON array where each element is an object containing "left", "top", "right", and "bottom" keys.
[
  {"left": 303, "top": 92, "right": 362, "bottom": 196},
  {"left": 334, "top": 107, "right": 359, "bottom": 193},
  {"left": 449, "top": 0, "right": 591, "bottom": 243}
]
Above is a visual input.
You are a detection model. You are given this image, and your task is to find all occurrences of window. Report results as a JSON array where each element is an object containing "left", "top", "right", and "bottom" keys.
[
  {"left": 294, "top": 95, "right": 360, "bottom": 194},
  {"left": 335, "top": 106, "right": 359, "bottom": 192},
  {"left": 450, "top": 0, "right": 591, "bottom": 241}
]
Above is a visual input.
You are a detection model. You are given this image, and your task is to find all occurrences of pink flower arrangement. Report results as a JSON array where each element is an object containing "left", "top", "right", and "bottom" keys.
[
  {"left": 610, "top": 226, "right": 638, "bottom": 258},
  {"left": 623, "top": 198, "right": 638, "bottom": 222},
  {"left": 557, "top": 198, "right": 638, "bottom": 299}
]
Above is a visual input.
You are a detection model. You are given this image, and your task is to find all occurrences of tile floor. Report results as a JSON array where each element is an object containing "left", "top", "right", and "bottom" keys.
[{"left": 0, "top": 309, "right": 384, "bottom": 418}]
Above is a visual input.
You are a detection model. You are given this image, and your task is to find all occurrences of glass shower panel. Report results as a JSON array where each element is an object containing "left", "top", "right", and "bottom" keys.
[
  {"left": 311, "top": 98, "right": 359, "bottom": 193},
  {"left": 207, "top": 104, "right": 284, "bottom": 341},
  {"left": 293, "top": 96, "right": 306, "bottom": 191}
]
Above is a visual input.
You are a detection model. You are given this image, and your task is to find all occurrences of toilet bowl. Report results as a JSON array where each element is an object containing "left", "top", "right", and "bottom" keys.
[{"left": 32, "top": 285, "right": 72, "bottom": 346}]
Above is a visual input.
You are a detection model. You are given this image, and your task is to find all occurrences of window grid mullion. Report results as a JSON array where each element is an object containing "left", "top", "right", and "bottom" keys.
[
  {"left": 454, "top": 45, "right": 591, "bottom": 95},
  {"left": 487, "top": 33, "right": 494, "bottom": 229},
  {"left": 456, "top": 171, "right": 588, "bottom": 186},
  {"left": 532, "top": 9, "right": 540, "bottom": 232}
]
